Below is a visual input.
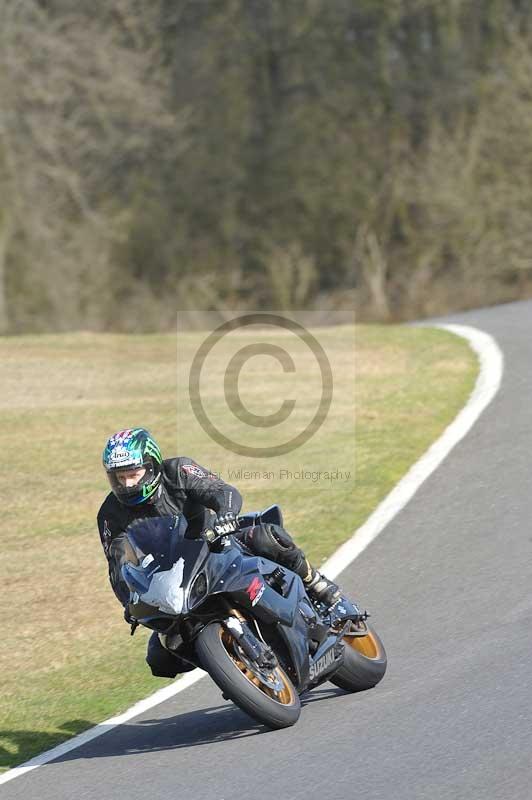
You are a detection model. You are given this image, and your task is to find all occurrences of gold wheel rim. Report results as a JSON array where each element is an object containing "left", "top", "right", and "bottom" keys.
[
  {"left": 344, "top": 623, "right": 380, "bottom": 659},
  {"left": 220, "top": 628, "right": 296, "bottom": 706}
]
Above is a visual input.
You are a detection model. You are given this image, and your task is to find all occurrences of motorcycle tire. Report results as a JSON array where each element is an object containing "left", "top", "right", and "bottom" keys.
[
  {"left": 196, "top": 621, "right": 301, "bottom": 729},
  {"left": 329, "top": 622, "right": 387, "bottom": 692}
]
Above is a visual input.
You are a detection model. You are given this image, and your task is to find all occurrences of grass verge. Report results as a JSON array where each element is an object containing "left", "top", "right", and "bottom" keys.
[{"left": 0, "top": 324, "right": 476, "bottom": 771}]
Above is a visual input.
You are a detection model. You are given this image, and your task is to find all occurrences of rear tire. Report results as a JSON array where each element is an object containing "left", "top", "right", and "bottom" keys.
[
  {"left": 196, "top": 621, "right": 301, "bottom": 729},
  {"left": 329, "top": 622, "right": 387, "bottom": 692}
]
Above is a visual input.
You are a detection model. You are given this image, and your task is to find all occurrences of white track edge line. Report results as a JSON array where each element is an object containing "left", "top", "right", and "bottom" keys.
[
  {"left": 0, "top": 670, "right": 205, "bottom": 784},
  {"left": 0, "top": 323, "right": 503, "bottom": 786}
]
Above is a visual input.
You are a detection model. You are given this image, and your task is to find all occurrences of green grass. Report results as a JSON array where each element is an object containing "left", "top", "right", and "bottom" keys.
[{"left": 0, "top": 324, "right": 477, "bottom": 771}]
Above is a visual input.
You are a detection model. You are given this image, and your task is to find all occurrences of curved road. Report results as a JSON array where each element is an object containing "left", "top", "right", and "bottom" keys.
[{"left": 4, "top": 301, "right": 532, "bottom": 800}]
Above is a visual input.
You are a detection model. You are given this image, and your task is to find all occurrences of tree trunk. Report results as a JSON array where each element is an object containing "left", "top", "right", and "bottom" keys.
[{"left": 0, "top": 211, "right": 10, "bottom": 334}]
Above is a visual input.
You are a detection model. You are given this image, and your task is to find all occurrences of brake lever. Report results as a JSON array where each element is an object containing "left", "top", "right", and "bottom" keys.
[{"left": 201, "top": 529, "right": 229, "bottom": 554}]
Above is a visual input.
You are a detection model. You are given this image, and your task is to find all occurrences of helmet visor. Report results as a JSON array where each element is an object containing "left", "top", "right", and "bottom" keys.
[{"left": 107, "top": 461, "right": 157, "bottom": 501}]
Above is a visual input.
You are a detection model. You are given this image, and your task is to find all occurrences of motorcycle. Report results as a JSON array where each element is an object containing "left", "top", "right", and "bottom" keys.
[{"left": 121, "top": 505, "right": 387, "bottom": 729}]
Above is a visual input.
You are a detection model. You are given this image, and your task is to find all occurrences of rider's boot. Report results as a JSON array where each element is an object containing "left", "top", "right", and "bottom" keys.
[{"left": 303, "top": 564, "right": 342, "bottom": 610}]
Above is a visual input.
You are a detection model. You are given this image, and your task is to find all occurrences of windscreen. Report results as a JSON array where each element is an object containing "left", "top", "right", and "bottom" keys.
[
  {"left": 122, "top": 515, "right": 208, "bottom": 616},
  {"left": 126, "top": 515, "right": 189, "bottom": 569}
]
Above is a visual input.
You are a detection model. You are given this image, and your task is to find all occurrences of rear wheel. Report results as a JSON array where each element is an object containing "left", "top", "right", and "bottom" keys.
[
  {"left": 196, "top": 621, "right": 301, "bottom": 729},
  {"left": 329, "top": 621, "right": 387, "bottom": 692}
]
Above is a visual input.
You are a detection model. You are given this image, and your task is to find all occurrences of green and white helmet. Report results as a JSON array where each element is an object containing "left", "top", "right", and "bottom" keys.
[{"left": 102, "top": 428, "right": 162, "bottom": 506}]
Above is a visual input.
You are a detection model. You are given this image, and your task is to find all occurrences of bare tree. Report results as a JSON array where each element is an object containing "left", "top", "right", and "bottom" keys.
[{"left": 0, "top": 0, "right": 187, "bottom": 330}]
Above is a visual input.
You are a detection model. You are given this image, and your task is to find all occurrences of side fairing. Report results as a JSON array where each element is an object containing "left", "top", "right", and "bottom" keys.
[{"left": 205, "top": 548, "right": 314, "bottom": 687}]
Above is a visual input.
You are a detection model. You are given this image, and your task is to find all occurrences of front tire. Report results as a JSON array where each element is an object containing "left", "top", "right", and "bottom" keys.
[
  {"left": 329, "top": 621, "right": 387, "bottom": 692},
  {"left": 196, "top": 621, "right": 301, "bottom": 729}
]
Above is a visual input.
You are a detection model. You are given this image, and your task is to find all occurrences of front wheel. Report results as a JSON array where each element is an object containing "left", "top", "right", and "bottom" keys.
[
  {"left": 329, "top": 621, "right": 387, "bottom": 692},
  {"left": 196, "top": 621, "right": 301, "bottom": 729}
]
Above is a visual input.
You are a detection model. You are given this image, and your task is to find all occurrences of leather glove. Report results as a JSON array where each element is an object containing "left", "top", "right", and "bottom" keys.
[
  {"left": 213, "top": 511, "right": 238, "bottom": 536},
  {"left": 201, "top": 512, "right": 238, "bottom": 549}
]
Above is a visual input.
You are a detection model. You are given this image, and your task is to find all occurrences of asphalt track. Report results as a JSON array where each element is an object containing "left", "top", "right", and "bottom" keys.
[{"left": 3, "top": 301, "right": 531, "bottom": 800}]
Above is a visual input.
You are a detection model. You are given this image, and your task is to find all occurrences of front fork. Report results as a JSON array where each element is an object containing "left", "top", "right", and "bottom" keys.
[{"left": 222, "top": 613, "right": 275, "bottom": 670}]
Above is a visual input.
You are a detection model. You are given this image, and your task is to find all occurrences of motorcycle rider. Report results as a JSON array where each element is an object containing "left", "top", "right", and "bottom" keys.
[{"left": 97, "top": 427, "right": 343, "bottom": 678}]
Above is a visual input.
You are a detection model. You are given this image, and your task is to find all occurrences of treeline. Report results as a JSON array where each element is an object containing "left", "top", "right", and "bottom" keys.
[{"left": 1, "top": 0, "right": 532, "bottom": 333}]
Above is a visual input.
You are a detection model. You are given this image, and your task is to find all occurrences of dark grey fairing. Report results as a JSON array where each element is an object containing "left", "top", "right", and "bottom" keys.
[{"left": 121, "top": 513, "right": 353, "bottom": 693}]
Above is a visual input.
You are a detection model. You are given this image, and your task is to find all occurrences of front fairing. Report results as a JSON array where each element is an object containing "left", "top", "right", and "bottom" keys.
[
  {"left": 122, "top": 516, "right": 254, "bottom": 624},
  {"left": 122, "top": 517, "right": 282, "bottom": 618},
  {"left": 122, "top": 516, "right": 210, "bottom": 624}
]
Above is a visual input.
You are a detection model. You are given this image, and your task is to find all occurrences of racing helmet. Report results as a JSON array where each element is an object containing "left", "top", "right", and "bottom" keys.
[{"left": 103, "top": 428, "right": 162, "bottom": 506}]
